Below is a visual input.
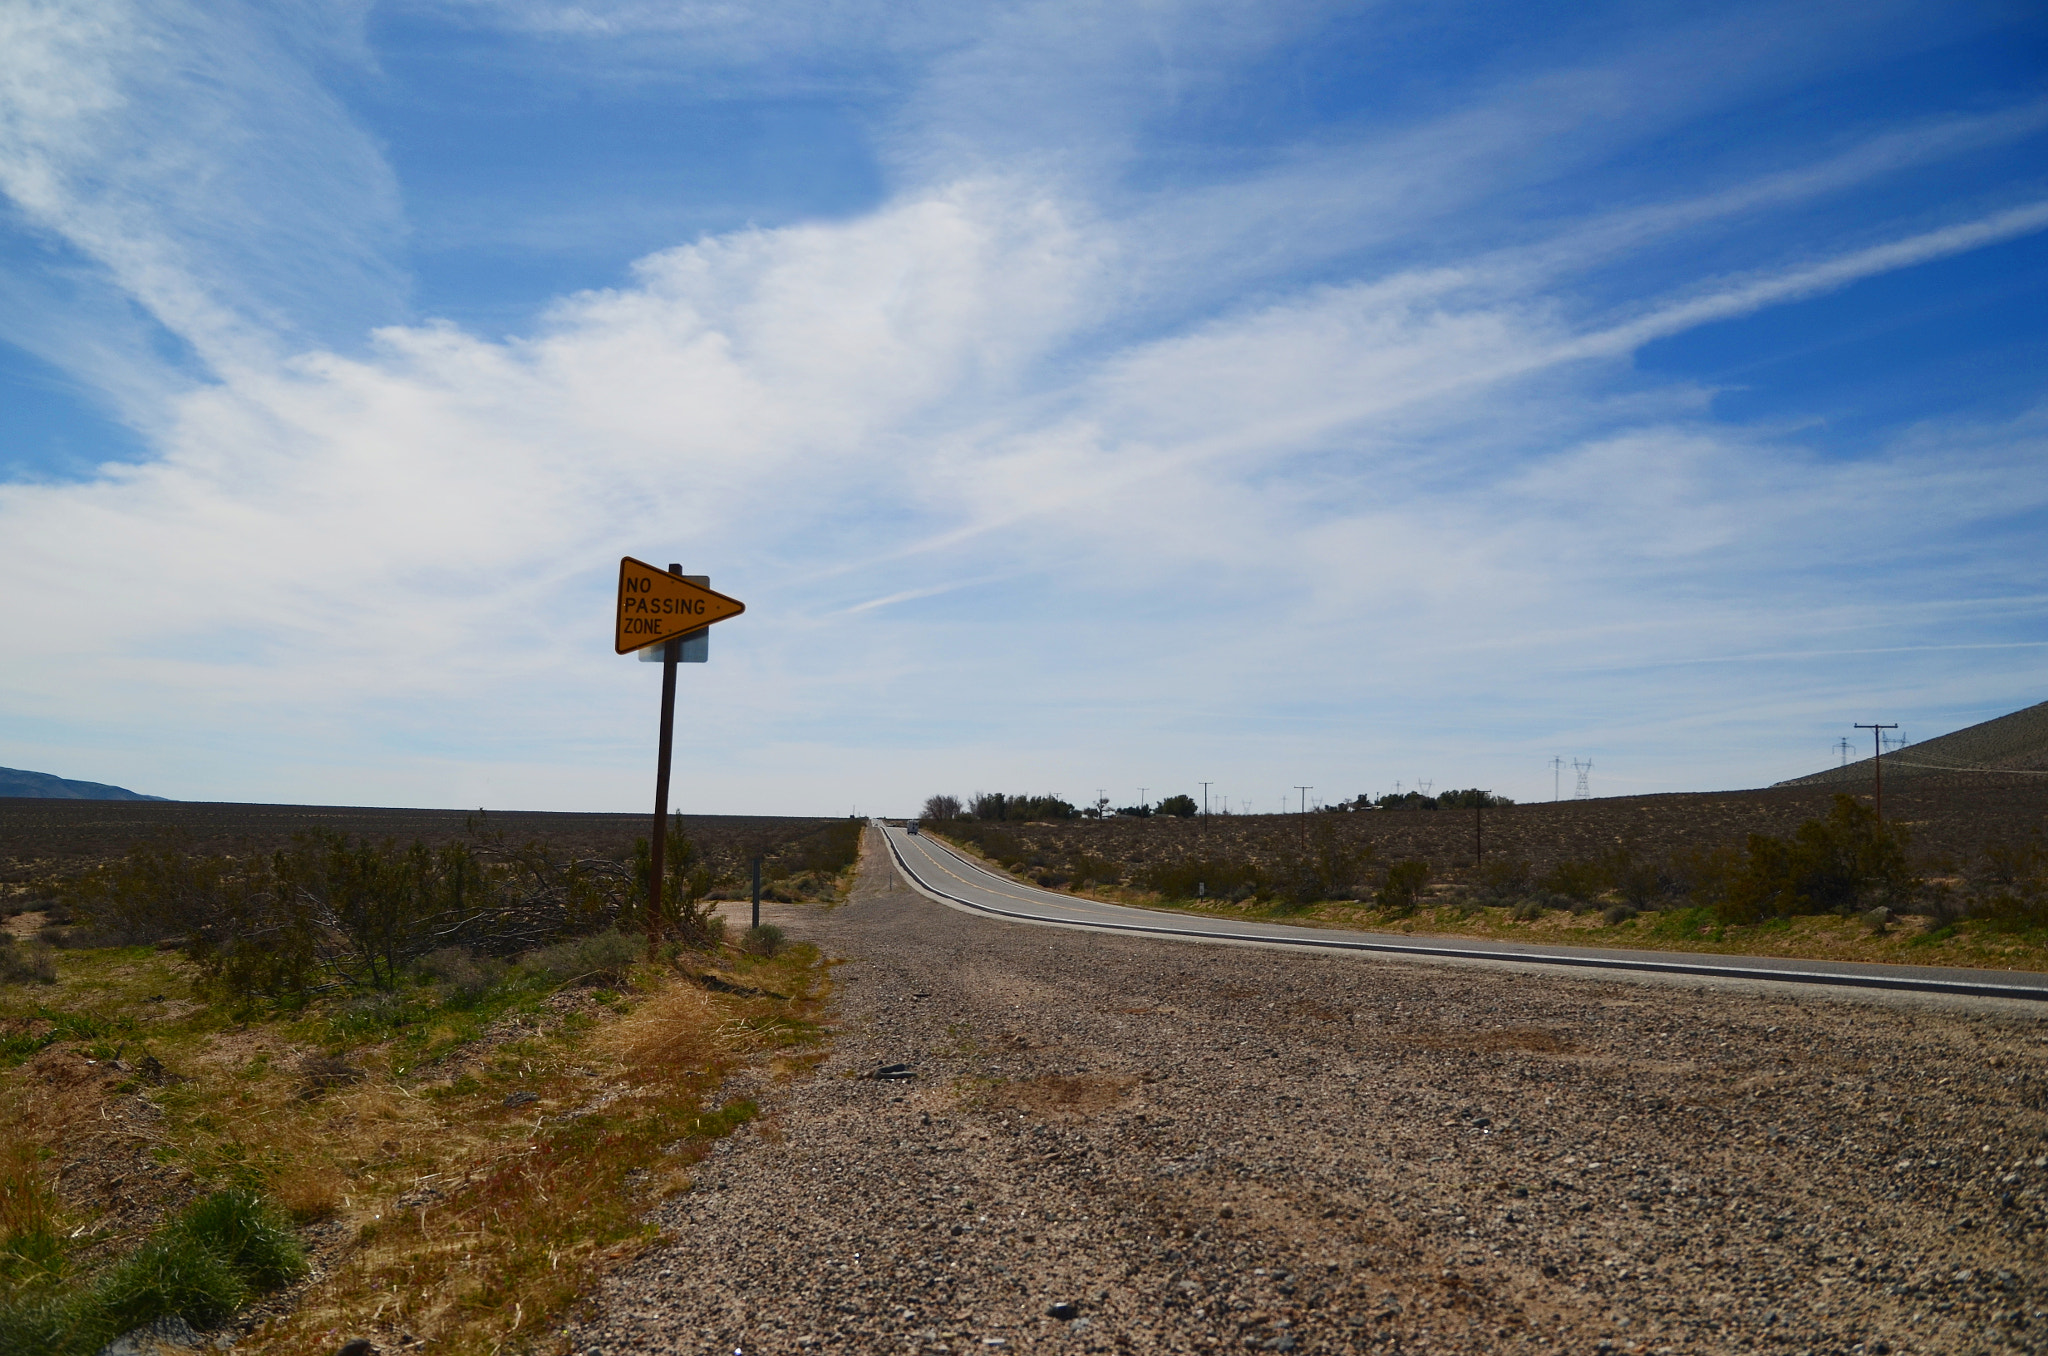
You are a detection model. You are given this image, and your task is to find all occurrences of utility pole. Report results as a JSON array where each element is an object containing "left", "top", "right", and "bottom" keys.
[
  {"left": 1200, "top": 782, "right": 1212, "bottom": 834},
  {"left": 1139, "top": 787, "right": 1148, "bottom": 815},
  {"left": 1551, "top": 757, "right": 1563, "bottom": 802},
  {"left": 1295, "top": 786, "right": 1312, "bottom": 847},
  {"left": 1475, "top": 794, "right": 1484, "bottom": 867},
  {"left": 1854, "top": 723, "right": 1897, "bottom": 818}
]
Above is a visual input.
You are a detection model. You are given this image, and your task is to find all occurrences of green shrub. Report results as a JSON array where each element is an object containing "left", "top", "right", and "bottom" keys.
[
  {"left": 1376, "top": 860, "right": 1430, "bottom": 916},
  {"left": 1537, "top": 859, "right": 1604, "bottom": 904},
  {"left": 1720, "top": 795, "right": 1915, "bottom": 924},
  {"left": 1157, "top": 794, "right": 1198, "bottom": 817},
  {"left": 1600, "top": 904, "right": 1637, "bottom": 925},
  {"left": 0, "top": 1189, "right": 305, "bottom": 1356},
  {"left": 0, "top": 939, "right": 54, "bottom": 986},
  {"left": 1475, "top": 859, "right": 1531, "bottom": 901},
  {"left": 522, "top": 929, "right": 641, "bottom": 984},
  {"left": 741, "top": 924, "right": 785, "bottom": 957},
  {"left": 171, "top": 1190, "right": 304, "bottom": 1292}
]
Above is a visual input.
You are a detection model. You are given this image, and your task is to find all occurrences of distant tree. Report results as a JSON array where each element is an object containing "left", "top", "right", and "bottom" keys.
[
  {"left": 1157, "top": 794, "right": 1198, "bottom": 818},
  {"left": 1436, "top": 788, "right": 1515, "bottom": 808},
  {"left": 1114, "top": 803, "right": 1153, "bottom": 818},
  {"left": 921, "top": 794, "right": 963, "bottom": 821},
  {"left": 970, "top": 792, "right": 1077, "bottom": 821}
]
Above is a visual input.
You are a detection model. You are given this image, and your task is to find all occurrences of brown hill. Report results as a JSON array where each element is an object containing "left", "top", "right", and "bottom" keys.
[{"left": 1775, "top": 698, "right": 2048, "bottom": 787}]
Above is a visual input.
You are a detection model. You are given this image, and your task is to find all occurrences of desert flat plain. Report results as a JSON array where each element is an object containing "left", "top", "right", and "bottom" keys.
[{"left": 569, "top": 827, "right": 2048, "bottom": 1356}]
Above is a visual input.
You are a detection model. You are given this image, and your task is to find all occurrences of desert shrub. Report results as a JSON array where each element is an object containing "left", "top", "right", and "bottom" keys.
[
  {"left": 1147, "top": 858, "right": 1260, "bottom": 901},
  {"left": 72, "top": 827, "right": 638, "bottom": 1003},
  {"left": 1508, "top": 899, "right": 1547, "bottom": 922},
  {"left": 296, "top": 1053, "right": 365, "bottom": 1096},
  {"left": 628, "top": 816, "right": 723, "bottom": 949},
  {"left": 1158, "top": 794, "right": 1199, "bottom": 817},
  {"left": 415, "top": 947, "right": 506, "bottom": 1003},
  {"left": 1964, "top": 837, "right": 2048, "bottom": 930},
  {"left": 741, "top": 924, "right": 785, "bottom": 957},
  {"left": 522, "top": 929, "right": 641, "bottom": 984},
  {"left": 1474, "top": 859, "right": 1532, "bottom": 902},
  {"left": 1276, "top": 819, "right": 1372, "bottom": 905},
  {"left": 1719, "top": 795, "right": 1915, "bottom": 924},
  {"left": 1069, "top": 853, "right": 1123, "bottom": 889},
  {"left": 1600, "top": 904, "right": 1638, "bottom": 925},
  {"left": 1665, "top": 845, "right": 1741, "bottom": 914},
  {"left": 1376, "top": 860, "right": 1430, "bottom": 916},
  {"left": 771, "top": 820, "right": 863, "bottom": 879},
  {"left": 0, "top": 938, "right": 55, "bottom": 987},
  {"left": 942, "top": 822, "right": 1028, "bottom": 869},
  {"left": 1538, "top": 858, "right": 1605, "bottom": 904},
  {"left": 1601, "top": 848, "right": 1673, "bottom": 910}
]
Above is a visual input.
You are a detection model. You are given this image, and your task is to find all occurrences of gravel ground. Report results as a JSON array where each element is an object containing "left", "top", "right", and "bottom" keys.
[{"left": 569, "top": 829, "right": 2048, "bottom": 1356}]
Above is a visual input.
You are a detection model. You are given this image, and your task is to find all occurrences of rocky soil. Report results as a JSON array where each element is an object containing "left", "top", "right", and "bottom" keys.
[{"left": 569, "top": 829, "right": 2048, "bottom": 1356}]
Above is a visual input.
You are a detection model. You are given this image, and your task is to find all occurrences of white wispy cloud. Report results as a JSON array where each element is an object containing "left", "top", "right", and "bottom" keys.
[{"left": 0, "top": 0, "right": 2042, "bottom": 811}]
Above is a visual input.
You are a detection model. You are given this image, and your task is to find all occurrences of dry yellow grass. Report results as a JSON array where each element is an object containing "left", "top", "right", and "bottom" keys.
[{"left": 1, "top": 937, "right": 830, "bottom": 1356}]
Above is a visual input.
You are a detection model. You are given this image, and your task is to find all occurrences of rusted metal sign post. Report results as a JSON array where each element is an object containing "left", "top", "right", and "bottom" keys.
[{"left": 616, "top": 558, "right": 746, "bottom": 959}]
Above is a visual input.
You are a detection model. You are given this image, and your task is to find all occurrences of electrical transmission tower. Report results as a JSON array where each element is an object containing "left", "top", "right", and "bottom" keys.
[
  {"left": 1417, "top": 779, "right": 1433, "bottom": 796},
  {"left": 1836, "top": 737, "right": 1852, "bottom": 767},
  {"left": 1572, "top": 759, "right": 1592, "bottom": 799}
]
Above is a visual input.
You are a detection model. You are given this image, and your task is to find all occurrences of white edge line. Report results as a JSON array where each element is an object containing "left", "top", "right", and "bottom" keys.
[{"left": 877, "top": 827, "right": 2048, "bottom": 1004}]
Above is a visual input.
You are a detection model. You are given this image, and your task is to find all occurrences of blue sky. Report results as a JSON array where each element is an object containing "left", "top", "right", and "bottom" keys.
[{"left": 1, "top": 0, "right": 2044, "bottom": 816}]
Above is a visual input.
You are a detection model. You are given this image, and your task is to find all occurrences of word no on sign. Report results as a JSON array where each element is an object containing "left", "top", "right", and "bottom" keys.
[{"left": 615, "top": 557, "right": 746, "bottom": 654}]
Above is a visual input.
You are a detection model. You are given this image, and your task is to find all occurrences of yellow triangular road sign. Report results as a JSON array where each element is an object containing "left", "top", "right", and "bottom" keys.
[{"left": 616, "top": 557, "right": 746, "bottom": 654}]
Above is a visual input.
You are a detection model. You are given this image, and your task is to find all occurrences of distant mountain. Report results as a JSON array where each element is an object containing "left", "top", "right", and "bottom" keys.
[
  {"left": 0, "top": 767, "right": 171, "bottom": 801},
  {"left": 1775, "top": 700, "right": 2048, "bottom": 788}
]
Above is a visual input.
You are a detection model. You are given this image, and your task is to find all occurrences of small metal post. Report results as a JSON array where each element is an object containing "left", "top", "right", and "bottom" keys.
[{"left": 752, "top": 856, "right": 762, "bottom": 932}]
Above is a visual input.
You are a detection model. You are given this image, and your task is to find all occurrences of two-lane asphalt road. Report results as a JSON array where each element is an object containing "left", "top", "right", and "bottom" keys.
[{"left": 879, "top": 822, "right": 2048, "bottom": 1004}]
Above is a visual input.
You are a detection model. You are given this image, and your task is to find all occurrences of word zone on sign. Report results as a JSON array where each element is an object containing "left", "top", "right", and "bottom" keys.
[{"left": 614, "top": 557, "right": 746, "bottom": 655}]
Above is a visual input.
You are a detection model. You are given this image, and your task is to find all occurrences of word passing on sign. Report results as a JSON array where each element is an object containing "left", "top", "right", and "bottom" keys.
[{"left": 614, "top": 557, "right": 746, "bottom": 655}]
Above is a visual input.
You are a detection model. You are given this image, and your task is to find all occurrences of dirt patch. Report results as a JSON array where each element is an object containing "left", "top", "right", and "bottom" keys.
[
  {"left": 986, "top": 1073, "right": 1134, "bottom": 1120},
  {"left": 1413, "top": 1026, "right": 1573, "bottom": 1054}
]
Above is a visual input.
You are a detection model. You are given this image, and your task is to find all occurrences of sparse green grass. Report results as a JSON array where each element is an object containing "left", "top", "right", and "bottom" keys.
[
  {"left": 1, "top": 927, "right": 831, "bottom": 1355},
  {"left": 0, "top": 1188, "right": 305, "bottom": 1356}
]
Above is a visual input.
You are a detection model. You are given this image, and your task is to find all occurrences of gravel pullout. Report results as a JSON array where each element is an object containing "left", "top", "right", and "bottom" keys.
[{"left": 570, "top": 830, "right": 2048, "bottom": 1355}]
